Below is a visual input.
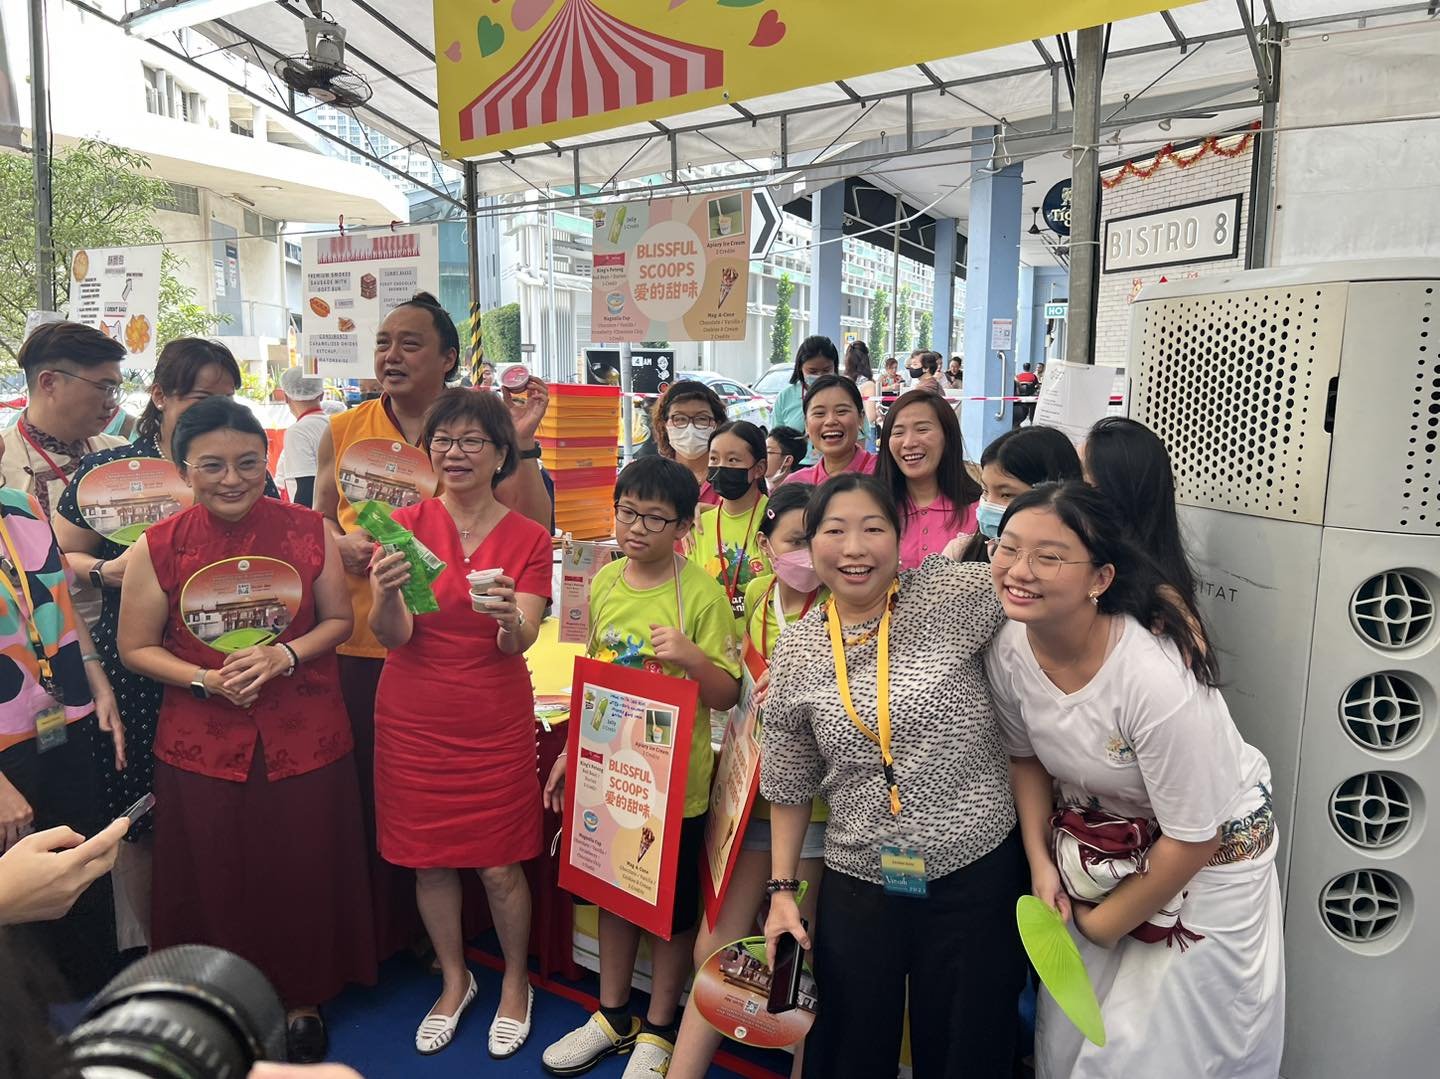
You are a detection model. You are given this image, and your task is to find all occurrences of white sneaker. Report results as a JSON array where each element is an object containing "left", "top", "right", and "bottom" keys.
[
  {"left": 488, "top": 984, "right": 534, "bottom": 1059},
  {"left": 620, "top": 1032, "right": 675, "bottom": 1078},
  {"left": 541, "top": 1011, "right": 639, "bottom": 1076},
  {"left": 414, "top": 971, "right": 477, "bottom": 1054}
]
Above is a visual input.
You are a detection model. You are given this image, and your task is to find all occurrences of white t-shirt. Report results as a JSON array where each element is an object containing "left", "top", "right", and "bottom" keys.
[
  {"left": 276, "top": 411, "right": 329, "bottom": 499},
  {"left": 986, "top": 615, "right": 1270, "bottom": 842}
]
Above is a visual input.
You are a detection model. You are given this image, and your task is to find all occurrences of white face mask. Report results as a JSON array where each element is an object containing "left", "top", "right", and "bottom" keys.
[{"left": 668, "top": 424, "right": 711, "bottom": 459}]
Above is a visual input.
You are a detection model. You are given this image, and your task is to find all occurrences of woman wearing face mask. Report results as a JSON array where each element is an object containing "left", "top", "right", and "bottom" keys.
[
  {"left": 878, "top": 389, "right": 981, "bottom": 570},
  {"left": 783, "top": 376, "right": 876, "bottom": 487},
  {"left": 688, "top": 421, "right": 770, "bottom": 625},
  {"left": 770, "top": 337, "right": 840, "bottom": 461},
  {"left": 765, "top": 426, "right": 807, "bottom": 487},
  {"left": 669, "top": 481, "right": 826, "bottom": 1079},
  {"left": 761, "top": 473, "right": 1025, "bottom": 1079},
  {"left": 946, "top": 425, "right": 1084, "bottom": 560},
  {"left": 985, "top": 483, "right": 1281, "bottom": 1078},
  {"left": 649, "top": 380, "right": 729, "bottom": 506}
]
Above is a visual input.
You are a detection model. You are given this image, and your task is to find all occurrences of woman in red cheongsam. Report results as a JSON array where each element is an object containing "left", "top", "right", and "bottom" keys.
[{"left": 119, "top": 396, "right": 375, "bottom": 1064}]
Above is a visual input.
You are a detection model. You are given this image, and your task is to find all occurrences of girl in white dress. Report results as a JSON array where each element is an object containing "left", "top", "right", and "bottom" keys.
[{"left": 984, "top": 482, "right": 1284, "bottom": 1078}]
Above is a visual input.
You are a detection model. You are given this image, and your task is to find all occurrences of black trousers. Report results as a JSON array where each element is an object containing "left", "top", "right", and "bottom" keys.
[
  {"left": 1, "top": 715, "right": 119, "bottom": 999},
  {"left": 803, "top": 828, "right": 1027, "bottom": 1079}
]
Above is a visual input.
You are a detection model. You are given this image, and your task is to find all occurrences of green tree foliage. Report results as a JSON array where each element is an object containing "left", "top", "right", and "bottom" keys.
[
  {"left": 769, "top": 272, "right": 794, "bottom": 365},
  {"left": 481, "top": 303, "right": 522, "bottom": 364},
  {"left": 869, "top": 286, "right": 888, "bottom": 355},
  {"left": 917, "top": 309, "right": 933, "bottom": 352},
  {"left": 895, "top": 284, "right": 913, "bottom": 354},
  {"left": 0, "top": 139, "right": 225, "bottom": 365}
]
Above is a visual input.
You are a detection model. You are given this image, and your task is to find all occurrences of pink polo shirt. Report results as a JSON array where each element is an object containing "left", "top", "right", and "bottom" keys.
[
  {"left": 899, "top": 493, "right": 979, "bottom": 570},
  {"left": 783, "top": 447, "right": 878, "bottom": 487}
]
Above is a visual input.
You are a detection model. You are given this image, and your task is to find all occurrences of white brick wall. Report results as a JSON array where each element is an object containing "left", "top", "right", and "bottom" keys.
[{"left": 1095, "top": 134, "right": 1255, "bottom": 366}]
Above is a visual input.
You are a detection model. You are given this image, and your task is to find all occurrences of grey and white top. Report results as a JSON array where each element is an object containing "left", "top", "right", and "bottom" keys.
[{"left": 760, "top": 555, "right": 1014, "bottom": 885}]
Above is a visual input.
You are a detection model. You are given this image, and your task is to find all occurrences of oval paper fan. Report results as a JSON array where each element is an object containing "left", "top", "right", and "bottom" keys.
[{"left": 1016, "top": 895, "right": 1106, "bottom": 1047}]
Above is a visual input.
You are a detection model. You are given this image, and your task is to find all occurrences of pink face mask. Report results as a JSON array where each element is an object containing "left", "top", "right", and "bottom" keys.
[{"left": 771, "top": 548, "right": 821, "bottom": 593}]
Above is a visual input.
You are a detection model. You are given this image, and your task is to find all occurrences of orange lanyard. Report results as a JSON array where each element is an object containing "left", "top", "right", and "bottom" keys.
[
  {"left": 0, "top": 510, "right": 57, "bottom": 681},
  {"left": 825, "top": 582, "right": 901, "bottom": 816},
  {"left": 758, "top": 578, "right": 817, "bottom": 657},
  {"left": 716, "top": 500, "right": 762, "bottom": 601}
]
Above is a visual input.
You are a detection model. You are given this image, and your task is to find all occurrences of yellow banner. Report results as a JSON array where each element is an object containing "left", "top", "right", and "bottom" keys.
[{"left": 435, "top": 0, "right": 1191, "bottom": 158}]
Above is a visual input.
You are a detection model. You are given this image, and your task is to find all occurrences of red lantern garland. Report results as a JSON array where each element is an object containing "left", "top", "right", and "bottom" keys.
[{"left": 1101, "top": 121, "right": 1261, "bottom": 190}]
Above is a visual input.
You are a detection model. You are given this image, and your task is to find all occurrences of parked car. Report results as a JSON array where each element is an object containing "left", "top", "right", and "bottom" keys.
[{"left": 751, "top": 363, "right": 792, "bottom": 406}]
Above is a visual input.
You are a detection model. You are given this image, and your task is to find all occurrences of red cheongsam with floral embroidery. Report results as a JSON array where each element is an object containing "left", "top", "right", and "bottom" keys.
[{"left": 147, "top": 497, "right": 351, "bottom": 782}]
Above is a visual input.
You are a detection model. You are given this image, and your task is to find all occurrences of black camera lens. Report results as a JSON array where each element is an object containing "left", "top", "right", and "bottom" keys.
[{"left": 54, "top": 945, "right": 285, "bottom": 1078}]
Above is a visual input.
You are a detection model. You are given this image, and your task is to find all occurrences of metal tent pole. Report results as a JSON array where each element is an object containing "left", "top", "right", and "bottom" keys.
[
  {"left": 620, "top": 342, "right": 634, "bottom": 467},
  {"left": 463, "top": 162, "right": 481, "bottom": 378},
  {"left": 1066, "top": 25, "right": 1105, "bottom": 366},
  {"left": 889, "top": 200, "right": 902, "bottom": 353},
  {"left": 30, "top": 0, "right": 54, "bottom": 312}
]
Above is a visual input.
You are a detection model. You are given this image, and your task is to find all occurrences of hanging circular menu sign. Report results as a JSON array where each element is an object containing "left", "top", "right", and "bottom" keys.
[
  {"left": 336, "top": 438, "right": 437, "bottom": 509},
  {"left": 180, "top": 556, "right": 303, "bottom": 654},
  {"left": 692, "top": 937, "right": 817, "bottom": 1049},
  {"left": 74, "top": 457, "right": 192, "bottom": 546}
]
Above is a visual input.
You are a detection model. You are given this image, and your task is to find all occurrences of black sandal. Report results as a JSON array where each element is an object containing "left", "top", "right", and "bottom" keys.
[{"left": 286, "top": 1010, "right": 328, "bottom": 1063}]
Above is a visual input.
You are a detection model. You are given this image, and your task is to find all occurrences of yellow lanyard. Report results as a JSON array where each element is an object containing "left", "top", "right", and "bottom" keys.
[
  {"left": 0, "top": 510, "right": 57, "bottom": 681},
  {"left": 826, "top": 581, "right": 901, "bottom": 817}
]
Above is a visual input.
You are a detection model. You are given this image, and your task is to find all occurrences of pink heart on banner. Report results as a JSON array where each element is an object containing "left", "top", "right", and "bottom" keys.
[
  {"left": 512, "top": 0, "right": 557, "bottom": 32},
  {"left": 443, "top": 40, "right": 462, "bottom": 63},
  {"left": 750, "top": 9, "right": 786, "bottom": 48}
]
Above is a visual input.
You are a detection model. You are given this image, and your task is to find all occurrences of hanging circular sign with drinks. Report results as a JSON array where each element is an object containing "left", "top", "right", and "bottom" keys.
[
  {"left": 74, "top": 457, "right": 192, "bottom": 546},
  {"left": 1042, "top": 179, "right": 1073, "bottom": 237},
  {"left": 692, "top": 937, "right": 817, "bottom": 1049},
  {"left": 180, "top": 556, "right": 303, "bottom": 653}
]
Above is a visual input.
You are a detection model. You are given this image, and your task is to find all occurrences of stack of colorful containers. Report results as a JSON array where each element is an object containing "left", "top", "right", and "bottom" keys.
[{"left": 538, "top": 384, "right": 621, "bottom": 540}]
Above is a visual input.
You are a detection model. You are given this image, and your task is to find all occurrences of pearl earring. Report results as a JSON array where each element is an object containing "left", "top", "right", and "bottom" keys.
[{"left": 1088, "top": 591, "right": 1099, "bottom": 604}]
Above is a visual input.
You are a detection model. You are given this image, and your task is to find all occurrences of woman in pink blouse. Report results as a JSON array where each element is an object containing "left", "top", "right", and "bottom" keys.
[
  {"left": 782, "top": 375, "right": 876, "bottom": 487},
  {"left": 878, "top": 389, "right": 981, "bottom": 570}
]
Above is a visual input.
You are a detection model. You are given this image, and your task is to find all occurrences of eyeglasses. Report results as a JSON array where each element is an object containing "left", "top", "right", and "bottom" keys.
[
  {"left": 184, "top": 457, "right": 267, "bottom": 480},
  {"left": 48, "top": 369, "right": 122, "bottom": 403},
  {"left": 614, "top": 504, "right": 681, "bottom": 533},
  {"left": 987, "top": 540, "right": 1096, "bottom": 580},
  {"left": 666, "top": 414, "right": 716, "bottom": 430},
  {"left": 430, "top": 435, "right": 494, "bottom": 455}
]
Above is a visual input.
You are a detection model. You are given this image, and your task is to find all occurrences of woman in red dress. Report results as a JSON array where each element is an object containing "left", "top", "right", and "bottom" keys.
[
  {"left": 370, "top": 389, "right": 552, "bottom": 1059},
  {"left": 118, "top": 396, "right": 375, "bottom": 1063}
]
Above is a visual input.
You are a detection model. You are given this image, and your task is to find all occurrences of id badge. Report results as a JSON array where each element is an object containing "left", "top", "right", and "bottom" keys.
[
  {"left": 730, "top": 593, "right": 746, "bottom": 619},
  {"left": 880, "top": 845, "right": 928, "bottom": 898},
  {"left": 35, "top": 707, "right": 68, "bottom": 754}
]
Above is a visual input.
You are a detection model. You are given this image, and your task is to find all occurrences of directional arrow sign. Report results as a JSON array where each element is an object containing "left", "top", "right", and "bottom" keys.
[{"left": 750, "top": 188, "right": 781, "bottom": 261}]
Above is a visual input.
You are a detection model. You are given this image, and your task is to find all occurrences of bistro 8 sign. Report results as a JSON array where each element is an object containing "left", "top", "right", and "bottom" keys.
[{"left": 1102, "top": 195, "right": 1242, "bottom": 274}]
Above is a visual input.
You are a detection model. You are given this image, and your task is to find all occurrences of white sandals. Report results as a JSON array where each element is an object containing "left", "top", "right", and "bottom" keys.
[
  {"left": 488, "top": 983, "right": 534, "bottom": 1059},
  {"left": 414, "top": 971, "right": 478, "bottom": 1054}
]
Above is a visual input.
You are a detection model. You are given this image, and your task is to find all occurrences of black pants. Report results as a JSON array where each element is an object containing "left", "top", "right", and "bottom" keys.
[
  {"left": 0, "top": 716, "right": 119, "bottom": 999},
  {"left": 1013, "top": 401, "right": 1037, "bottom": 428},
  {"left": 803, "top": 828, "right": 1027, "bottom": 1079}
]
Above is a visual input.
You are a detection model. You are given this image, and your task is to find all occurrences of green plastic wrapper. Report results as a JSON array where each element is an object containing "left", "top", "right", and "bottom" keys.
[{"left": 356, "top": 500, "right": 445, "bottom": 615}]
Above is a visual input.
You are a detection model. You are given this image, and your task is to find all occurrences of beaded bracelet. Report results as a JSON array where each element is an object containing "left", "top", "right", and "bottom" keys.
[{"left": 764, "top": 878, "right": 801, "bottom": 895}]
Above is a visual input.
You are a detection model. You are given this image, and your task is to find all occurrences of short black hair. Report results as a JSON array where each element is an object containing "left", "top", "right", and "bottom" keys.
[
  {"left": 18, "top": 320, "right": 124, "bottom": 388},
  {"left": 651, "top": 380, "right": 728, "bottom": 460},
  {"left": 803, "top": 472, "right": 901, "bottom": 541},
  {"left": 1022, "top": 362, "right": 1033, "bottom": 372},
  {"left": 421, "top": 387, "right": 519, "bottom": 488},
  {"left": 613, "top": 456, "right": 699, "bottom": 523},
  {"left": 766, "top": 425, "right": 807, "bottom": 475},
  {"left": 394, "top": 291, "right": 461, "bottom": 380},
  {"left": 759, "top": 481, "right": 814, "bottom": 538},
  {"left": 980, "top": 425, "right": 1083, "bottom": 487},
  {"left": 789, "top": 335, "right": 839, "bottom": 384},
  {"left": 173, "top": 395, "right": 267, "bottom": 471}
]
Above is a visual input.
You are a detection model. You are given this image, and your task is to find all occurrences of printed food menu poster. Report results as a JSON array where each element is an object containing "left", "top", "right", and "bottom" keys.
[
  {"left": 558, "top": 657, "right": 698, "bottom": 939},
  {"left": 67, "top": 245, "right": 163, "bottom": 370},
  {"left": 300, "top": 225, "right": 440, "bottom": 379},
  {"left": 701, "top": 641, "right": 767, "bottom": 925}
]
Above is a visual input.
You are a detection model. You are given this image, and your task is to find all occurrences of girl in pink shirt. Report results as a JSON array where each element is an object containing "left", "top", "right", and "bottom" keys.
[
  {"left": 878, "top": 389, "right": 981, "bottom": 570},
  {"left": 783, "top": 375, "right": 877, "bottom": 487}
]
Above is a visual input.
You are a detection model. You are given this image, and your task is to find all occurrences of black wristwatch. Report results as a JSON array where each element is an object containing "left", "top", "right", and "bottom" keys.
[
  {"left": 189, "top": 669, "right": 210, "bottom": 700},
  {"left": 89, "top": 561, "right": 107, "bottom": 589},
  {"left": 519, "top": 444, "right": 542, "bottom": 460}
]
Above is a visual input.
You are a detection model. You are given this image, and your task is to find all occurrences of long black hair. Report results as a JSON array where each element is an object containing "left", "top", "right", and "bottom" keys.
[
  {"left": 877, "top": 388, "right": 981, "bottom": 532},
  {"left": 1000, "top": 481, "right": 1218, "bottom": 685},
  {"left": 759, "top": 481, "right": 814, "bottom": 539},
  {"left": 843, "top": 340, "right": 873, "bottom": 383},
  {"left": 137, "top": 338, "right": 243, "bottom": 446},
  {"left": 981, "top": 425, "right": 1084, "bottom": 486},
  {"left": 1084, "top": 417, "right": 1198, "bottom": 609},
  {"left": 789, "top": 335, "right": 839, "bottom": 385}
]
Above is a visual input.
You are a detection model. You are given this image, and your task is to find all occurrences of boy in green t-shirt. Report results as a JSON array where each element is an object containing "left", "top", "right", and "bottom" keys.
[{"left": 542, "top": 457, "right": 742, "bottom": 1079}]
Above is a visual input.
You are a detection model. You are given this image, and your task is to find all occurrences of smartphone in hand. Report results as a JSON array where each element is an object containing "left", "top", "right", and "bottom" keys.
[
  {"left": 767, "top": 919, "right": 808, "bottom": 1015},
  {"left": 122, "top": 793, "right": 155, "bottom": 823}
]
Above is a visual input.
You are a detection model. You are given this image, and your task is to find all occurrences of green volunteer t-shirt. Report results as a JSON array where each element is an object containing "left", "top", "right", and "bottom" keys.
[
  {"left": 589, "top": 557, "right": 743, "bottom": 817},
  {"left": 688, "top": 496, "right": 771, "bottom": 626}
]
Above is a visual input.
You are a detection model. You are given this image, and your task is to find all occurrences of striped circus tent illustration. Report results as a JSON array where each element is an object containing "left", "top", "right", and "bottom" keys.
[{"left": 459, "top": 0, "right": 725, "bottom": 142}]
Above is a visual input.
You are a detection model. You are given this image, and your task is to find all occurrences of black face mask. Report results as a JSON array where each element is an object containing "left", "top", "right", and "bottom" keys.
[
  {"left": 907, "top": 366, "right": 923, "bottom": 379},
  {"left": 707, "top": 466, "right": 755, "bottom": 501}
]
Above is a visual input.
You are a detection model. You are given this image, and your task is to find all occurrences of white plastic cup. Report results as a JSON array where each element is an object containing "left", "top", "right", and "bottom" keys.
[{"left": 467, "top": 568, "right": 503, "bottom": 612}]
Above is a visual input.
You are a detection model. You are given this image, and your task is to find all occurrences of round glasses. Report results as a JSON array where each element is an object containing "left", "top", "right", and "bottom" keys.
[
  {"left": 184, "top": 457, "right": 267, "bottom": 480},
  {"left": 987, "top": 540, "right": 1096, "bottom": 580},
  {"left": 666, "top": 414, "right": 716, "bottom": 430},
  {"left": 430, "top": 435, "right": 494, "bottom": 455},
  {"left": 614, "top": 504, "right": 681, "bottom": 533}
]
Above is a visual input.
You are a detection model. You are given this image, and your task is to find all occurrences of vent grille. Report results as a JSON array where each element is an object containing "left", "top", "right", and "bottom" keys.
[
  {"left": 1329, "top": 773, "right": 1413, "bottom": 848},
  {"left": 1131, "top": 285, "right": 1343, "bottom": 523},
  {"left": 1320, "top": 870, "right": 1403, "bottom": 943},
  {"left": 1401, "top": 285, "right": 1440, "bottom": 529},
  {"left": 1341, "top": 673, "right": 1425, "bottom": 751},
  {"left": 1350, "top": 571, "right": 1435, "bottom": 649}
]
